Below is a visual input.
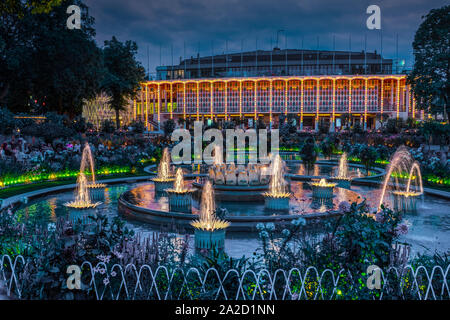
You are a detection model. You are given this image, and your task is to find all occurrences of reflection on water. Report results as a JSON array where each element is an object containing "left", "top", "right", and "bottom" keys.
[
  {"left": 12, "top": 182, "right": 450, "bottom": 257},
  {"left": 175, "top": 163, "right": 375, "bottom": 178},
  {"left": 123, "top": 180, "right": 361, "bottom": 216}
]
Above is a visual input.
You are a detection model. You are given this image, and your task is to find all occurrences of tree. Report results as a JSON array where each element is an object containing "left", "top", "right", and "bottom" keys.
[
  {"left": 102, "top": 36, "right": 145, "bottom": 129},
  {"left": 320, "top": 137, "right": 335, "bottom": 160},
  {"left": 1, "top": 0, "right": 103, "bottom": 114},
  {"left": 358, "top": 145, "right": 378, "bottom": 175},
  {"left": 299, "top": 137, "right": 318, "bottom": 175},
  {"left": 407, "top": 5, "right": 450, "bottom": 120},
  {"left": 0, "top": 0, "right": 63, "bottom": 16},
  {"left": 163, "top": 119, "right": 176, "bottom": 137}
]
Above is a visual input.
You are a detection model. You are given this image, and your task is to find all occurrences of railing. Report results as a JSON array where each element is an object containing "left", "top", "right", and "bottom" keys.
[{"left": 1, "top": 255, "right": 448, "bottom": 300}]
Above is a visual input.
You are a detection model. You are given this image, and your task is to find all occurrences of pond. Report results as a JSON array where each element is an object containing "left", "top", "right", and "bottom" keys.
[{"left": 14, "top": 181, "right": 450, "bottom": 258}]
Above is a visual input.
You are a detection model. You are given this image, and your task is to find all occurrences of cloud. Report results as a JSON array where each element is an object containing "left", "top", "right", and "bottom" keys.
[{"left": 84, "top": 0, "right": 449, "bottom": 76}]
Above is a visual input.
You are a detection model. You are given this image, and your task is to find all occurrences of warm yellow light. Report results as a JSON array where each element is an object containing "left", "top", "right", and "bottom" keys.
[{"left": 311, "top": 178, "right": 336, "bottom": 187}]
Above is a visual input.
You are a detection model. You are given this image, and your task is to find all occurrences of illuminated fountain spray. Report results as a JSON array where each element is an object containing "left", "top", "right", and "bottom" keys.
[
  {"left": 166, "top": 168, "right": 195, "bottom": 213},
  {"left": 191, "top": 181, "right": 229, "bottom": 251},
  {"left": 151, "top": 148, "right": 175, "bottom": 193},
  {"left": 64, "top": 173, "right": 101, "bottom": 209},
  {"left": 332, "top": 152, "right": 352, "bottom": 189},
  {"left": 263, "top": 154, "right": 292, "bottom": 211},
  {"left": 378, "top": 147, "right": 423, "bottom": 213},
  {"left": 213, "top": 145, "right": 223, "bottom": 166},
  {"left": 80, "top": 143, "right": 106, "bottom": 188}
]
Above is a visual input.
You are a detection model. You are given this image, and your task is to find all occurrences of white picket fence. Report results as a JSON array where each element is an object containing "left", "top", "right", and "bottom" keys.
[{"left": 1, "top": 255, "right": 448, "bottom": 300}]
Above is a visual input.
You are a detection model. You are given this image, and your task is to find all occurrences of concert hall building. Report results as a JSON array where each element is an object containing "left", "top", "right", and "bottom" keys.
[{"left": 133, "top": 48, "right": 421, "bottom": 131}]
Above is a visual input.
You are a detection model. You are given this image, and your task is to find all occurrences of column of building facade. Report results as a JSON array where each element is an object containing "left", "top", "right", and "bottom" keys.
[
  {"left": 183, "top": 83, "right": 186, "bottom": 125},
  {"left": 239, "top": 80, "right": 242, "bottom": 120},
  {"left": 380, "top": 79, "right": 384, "bottom": 124},
  {"left": 396, "top": 78, "right": 400, "bottom": 119},
  {"left": 157, "top": 84, "right": 160, "bottom": 129},
  {"left": 196, "top": 82, "right": 199, "bottom": 121},
  {"left": 315, "top": 79, "right": 320, "bottom": 131},
  {"left": 169, "top": 83, "right": 173, "bottom": 119},
  {"left": 269, "top": 79, "right": 273, "bottom": 128},
  {"left": 284, "top": 80, "right": 288, "bottom": 116},
  {"left": 133, "top": 98, "right": 137, "bottom": 122},
  {"left": 224, "top": 81, "right": 228, "bottom": 121},
  {"left": 254, "top": 80, "right": 257, "bottom": 123},
  {"left": 210, "top": 82, "right": 213, "bottom": 119},
  {"left": 145, "top": 84, "right": 149, "bottom": 131},
  {"left": 364, "top": 78, "right": 368, "bottom": 130},
  {"left": 331, "top": 79, "right": 335, "bottom": 132},
  {"left": 139, "top": 86, "right": 144, "bottom": 123},
  {"left": 300, "top": 79, "right": 304, "bottom": 130},
  {"left": 349, "top": 79, "right": 352, "bottom": 126}
]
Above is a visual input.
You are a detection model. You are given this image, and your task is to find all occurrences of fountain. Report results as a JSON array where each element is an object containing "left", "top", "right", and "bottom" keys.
[
  {"left": 213, "top": 145, "right": 223, "bottom": 166},
  {"left": 193, "top": 145, "right": 270, "bottom": 201},
  {"left": 310, "top": 178, "right": 336, "bottom": 199},
  {"left": 263, "top": 154, "right": 292, "bottom": 211},
  {"left": 378, "top": 147, "right": 423, "bottom": 213},
  {"left": 332, "top": 152, "right": 352, "bottom": 189},
  {"left": 80, "top": 143, "right": 106, "bottom": 188},
  {"left": 64, "top": 173, "right": 101, "bottom": 209},
  {"left": 191, "top": 181, "right": 229, "bottom": 251},
  {"left": 151, "top": 148, "right": 175, "bottom": 193},
  {"left": 166, "top": 168, "right": 195, "bottom": 213}
]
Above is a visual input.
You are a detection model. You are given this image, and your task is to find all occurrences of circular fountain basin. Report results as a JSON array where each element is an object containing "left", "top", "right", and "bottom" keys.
[
  {"left": 194, "top": 229, "right": 226, "bottom": 251},
  {"left": 192, "top": 180, "right": 269, "bottom": 201},
  {"left": 166, "top": 189, "right": 195, "bottom": 213},
  {"left": 10, "top": 181, "right": 450, "bottom": 255},
  {"left": 151, "top": 178, "right": 175, "bottom": 193},
  {"left": 263, "top": 193, "right": 291, "bottom": 211},
  {"left": 311, "top": 185, "right": 335, "bottom": 199},
  {"left": 392, "top": 191, "right": 422, "bottom": 213},
  {"left": 118, "top": 180, "right": 362, "bottom": 232}
]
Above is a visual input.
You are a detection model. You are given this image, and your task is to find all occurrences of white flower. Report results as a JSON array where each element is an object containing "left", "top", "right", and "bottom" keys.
[
  {"left": 259, "top": 231, "right": 269, "bottom": 239},
  {"left": 265, "top": 223, "right": 275, "bottom": 231},
  {"left": 282, "top": 229, "right": 290, "bottom": 237},
  {"left": 47, "top": 223, "right": 56, "bottom": 232},
  {"left": 292, "top": 218, "right": 306, "bottom": 226},
  {"left": 256, "top": 223, "right": 265, "bottom": 231}
]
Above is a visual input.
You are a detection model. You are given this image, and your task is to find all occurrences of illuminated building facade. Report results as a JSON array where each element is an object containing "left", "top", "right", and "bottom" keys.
[{"left": 134, "top": 74, "right": 420, "bottom": 131}]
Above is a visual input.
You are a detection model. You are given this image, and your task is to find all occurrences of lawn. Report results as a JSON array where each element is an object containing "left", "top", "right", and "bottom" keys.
[{"left": 0, "top": 172, "right": 149, "bottom": 199}]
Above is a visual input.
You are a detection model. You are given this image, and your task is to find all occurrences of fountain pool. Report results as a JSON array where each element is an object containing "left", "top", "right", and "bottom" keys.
[{"left": 13, "top": 182, "right": 450, "bottom": 256}]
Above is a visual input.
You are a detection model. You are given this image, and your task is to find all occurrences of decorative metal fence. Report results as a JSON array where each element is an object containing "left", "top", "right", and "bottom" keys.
[{"left": 1, "top": 255, "right": 448, "bottom": 300}]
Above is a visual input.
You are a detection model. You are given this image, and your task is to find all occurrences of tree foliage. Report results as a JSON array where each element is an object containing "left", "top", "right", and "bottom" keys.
[
  {"left": 102, "top": 36, "right": 145, "bottom": 129},
  {"left": 1, "top": 0, "right": 103, "bottom": 115},
  {"left": 407, "top": 5, "right": 450, "bottom": 120}
]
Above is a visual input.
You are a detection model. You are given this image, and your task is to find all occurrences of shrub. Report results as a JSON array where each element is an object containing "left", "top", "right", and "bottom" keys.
[
  {"left": 299, "top": 137, "right": 318, "bottom": 174},
  {"left": 0, "top": 107, "right": 18, "bottom": 134},
  {"left": 101, "top": 120, "right": 115, "bottom": 133},
  {"left": 163, "top": 119, "right": 176, "bottom": 137}
]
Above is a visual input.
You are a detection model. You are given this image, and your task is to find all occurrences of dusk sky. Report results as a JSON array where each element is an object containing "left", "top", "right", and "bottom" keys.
[{"left": 84, "top": 0, "right": 448, "bottom": 77}]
